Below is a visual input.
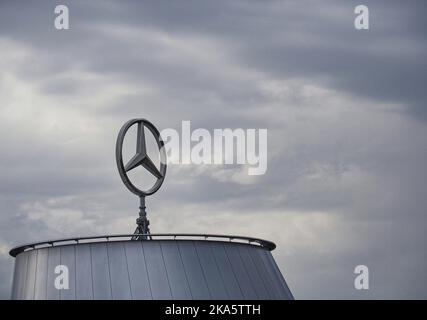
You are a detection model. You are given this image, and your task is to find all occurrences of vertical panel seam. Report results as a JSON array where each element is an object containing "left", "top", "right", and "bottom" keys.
[
  {"left": 23, "top": 253, "right": 29, "bottom": 300},
  {"left": 21, "top": 254, "right": 28, "bottom": 299},
  {"left": 193, "top": 241, "right": 212, "bottom": 299},
  {"left": 177, "top": 241, "right": 193, "bottom": 299},
  {"left": 222, "top": 243, "right": 244, "bottom": 298},
  {"left": 105, "top": 243, "right": 113, "bottom": 299},
  {"left": 251, "top": 248, "right": 273, "bottom": 299},
  {"left": 123, "top": 242, "right": 133, "bottom": 299},
  {"left": 10, "top": 256, "right": 18, "bottom": 299},
  {"left": 264, "top": 251, "right": 287, "bottom": 296},
  {"left": 89, "top": 245, "right": 95, "bottom": 299},
  {"left": 210, "top": 244, "right": 229, "bottom": 299},
  {"left": 247, "top": 247, "right": 271, "bottom": 299},
  {"left": 45, "top": 248, "right": 49, "bottom": 300},
  {"left": 33, "top": 250, "right": 38, "bottom": 300},
  {"left": 236, "top": 245, "right": 259, "bottom": 299},
  {"left": 59, "top": 247, "right": 62, "bottom": 300},
  {"left": 159, "top": 242, "right": 173, "bottom": 299},
  {"left": 258, "top": 250, "right": 282, "bottom": 299},
  {"left": 73, "top": 246, "right": 76, "bottom": 300},
  {"left": 140, "top": 241, "right": 153, "bottom": 299}
]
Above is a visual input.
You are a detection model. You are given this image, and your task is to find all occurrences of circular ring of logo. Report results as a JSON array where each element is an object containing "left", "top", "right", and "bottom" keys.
[{"left": 115, "top": 118, "right": 167, "bottom": 197}]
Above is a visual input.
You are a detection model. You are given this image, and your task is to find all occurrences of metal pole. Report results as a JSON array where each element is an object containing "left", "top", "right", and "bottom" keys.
[{"left": 132, "top": 196, "right": 150, "bottom": 240}]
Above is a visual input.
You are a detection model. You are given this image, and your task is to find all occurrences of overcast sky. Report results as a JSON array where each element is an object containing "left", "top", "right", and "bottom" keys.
[{"left": 0, "top": 0, "right": 426, "bottom": 299}]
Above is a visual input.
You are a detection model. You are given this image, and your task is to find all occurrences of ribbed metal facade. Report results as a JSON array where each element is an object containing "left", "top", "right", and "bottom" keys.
[{"left": 10, "top": 237, "right": 293, "bottom": 300}]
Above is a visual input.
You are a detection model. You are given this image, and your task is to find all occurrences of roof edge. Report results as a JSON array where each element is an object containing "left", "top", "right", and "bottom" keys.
[{"left": 9, "top": 233, "right": 276, "bottom": 257}]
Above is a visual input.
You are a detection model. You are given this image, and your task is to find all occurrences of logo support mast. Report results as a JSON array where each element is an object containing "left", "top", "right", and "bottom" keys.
[{"left": 116, "top": 119, "right": 167, "bottom": 240}]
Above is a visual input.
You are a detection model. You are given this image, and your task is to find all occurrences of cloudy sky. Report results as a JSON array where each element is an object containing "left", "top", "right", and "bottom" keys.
[{"left": 0, "top": 0, "right": 426, "bottom": 299}]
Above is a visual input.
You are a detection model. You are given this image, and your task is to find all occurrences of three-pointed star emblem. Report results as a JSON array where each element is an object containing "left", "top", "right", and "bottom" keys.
[{"left": 124, "top": 122, "right": 163, "bottom": 179}]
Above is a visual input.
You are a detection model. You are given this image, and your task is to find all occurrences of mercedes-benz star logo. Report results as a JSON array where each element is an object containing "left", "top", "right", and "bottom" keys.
[
  {"left": 116, "top": 118, "right": 167, "bottom": 196},
  {"left": 116, "top": 118, "right": 167, "bottom": 237}
]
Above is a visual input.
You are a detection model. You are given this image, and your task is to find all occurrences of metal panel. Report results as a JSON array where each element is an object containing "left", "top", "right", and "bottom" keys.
[
  {"left": 13, "top": 251, "right": 28, "bottom": 299},
  {"left": 107, "top": 242, "right": 132, "bottom": 299},
  {"left": 259, "top": 249, "right": 290, "bottom": 299},
  {"left": 239, "top": 245, "right": 270, "bottom": 299},
  {"left": 195, "top": 241, "right": 228, "bottom": 299},
  {"left": 10, "top": 255, "right": 19, "bottom": 299},
  {"left": 248, "top": 247, "right": 277, "bottom": 299},
  {"left": 160, "top": 241, "right": 192, "bottom": 299},
  {"left": 211, "top": 243, "right": 243, "bottom": 299},
  {"left": 60, "top": 245, "right": 76, "bottom": 300},
  {"left": 91, "top": 243, "right": 112, "bottom": 299},
  {"left": 24, "top": 250, "right": 37, "bottom": 300},
  {"left": 75, "top": 243, "right": 93, "bottom": 299},
  {"left": 123, "top": 241, "right": 151, "bottom": 299},
  {"left": 178, "top": 241, "right": 210, "bottom": 299},
  {"left": 11, "top": 238, "right": 293, "bottom": 300},
  {"left": 46, "top": 247, "right": 60, "bottom": 300},
  {"left": 265, "top": 251, "right": 294, "bottom": 299},
  {"left": 34, "top": 248, "right": 48, "bottom": 300},
  {"left": 142, "top": 241, "right": 172, "bottom": 299},
  {"left": 270, "top": 253, "right": 293, "bottom": 298},
  {"left": 224, "top": 243, "right": 258, "bottom": 299}
]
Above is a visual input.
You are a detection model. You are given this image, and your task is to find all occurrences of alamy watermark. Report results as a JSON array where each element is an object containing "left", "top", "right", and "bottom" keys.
[
  {"left": 54, "top": 265, "right": 69, "bottom": 290},
  {"left": 354, "top": 265, "right": 369, "bottom": 290},
  {"left": 160, "top": 121, "right": 268, "bottom": 176},
  {"left": 354, "top": 5, "right": 369, "bottom": 30},
  {"left": 54, "top": 5, "right": 69, "bottom": 30},
  {"left": 54, "top": 4, "right": 370, "bottom": 32}
]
